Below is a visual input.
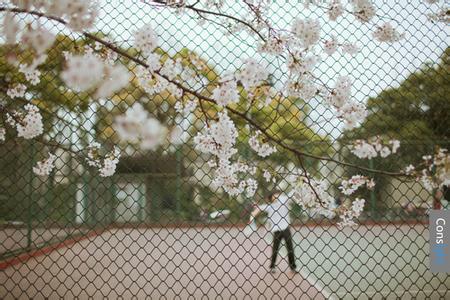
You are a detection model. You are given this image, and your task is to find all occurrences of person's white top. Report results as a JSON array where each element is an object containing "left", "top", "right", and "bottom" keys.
[{"left": 257, "top": 193, "right": 293, "bottom": 232}]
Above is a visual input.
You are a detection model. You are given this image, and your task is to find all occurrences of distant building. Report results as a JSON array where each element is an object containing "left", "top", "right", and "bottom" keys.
[{"left": 75, "top": 154, "right": 193, "bottom": 225}]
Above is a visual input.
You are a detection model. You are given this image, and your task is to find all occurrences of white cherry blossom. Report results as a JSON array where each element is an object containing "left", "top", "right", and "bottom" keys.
[
  {"left": 351, "top": 138, "right": 400, "bottom": 159},
  {"left": 235, "top": 58, "right": 268, "bottom": 90},
  {"left": 0, "top": 128, "right": 5, "bottom": 142},
  {"left": 323, "top": 35, "right": 338, "bottom": 55},
  {"left": 33, "top": 152, "right": 56, "bottom": 176},
  {"left": 339, "top": 175, "right": 374, "bottom": 195},
  {"left": 328, "top": 0, "right": 344, "bottom": 21},
  {"left": 7, "top": 104, "right": 44, "bottom": 139},
  {"left": 248, "top": 131, "right": 276, "bottom": 158},
  {"left": 291, "top": 18, "right": 321, "bottom": 48},
  {"left": 212, "top": 79, "right": 239, "bottom": 107},
  {"left": 7, "top": 84, "right": 26, "bottom": 98},
  {"left": 21, "top": 25, "right": 55, "bottom": 54},
  {"left": 114, "top": 103, "right": 168, "bottom": 151},
  {"left": 61, "top": 53, "right": 104, "bottom": 92},
  {"left": 373, "top": 22, "right": 404, "bottom": 43},
  {"left": 351, "top": 0, "right": 376, "bottom": 23},
  {"left": 95, "top": 64, "right": 130, "bottom": 99},
  {"left": 134, "top": 24, "right": 159, "bottom": 56},
  {"left": 86, "top": 144, "right": 121, "bottom": 177},
  {"left": 2, "top": 12, "right": 20, "bottom": 44}
]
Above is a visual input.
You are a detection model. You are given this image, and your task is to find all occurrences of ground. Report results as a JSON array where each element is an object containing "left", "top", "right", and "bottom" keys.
[{"left": 1, "top": 224, "right": 449, "bottom": 299}]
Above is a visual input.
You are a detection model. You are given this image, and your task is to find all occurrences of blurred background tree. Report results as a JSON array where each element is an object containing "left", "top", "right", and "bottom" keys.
[
  {"left": 0, "top": 32, "right": 332, "bottom": 225},
  {"left": 339, "top": 47, "right": 450, "bottom": 214}
]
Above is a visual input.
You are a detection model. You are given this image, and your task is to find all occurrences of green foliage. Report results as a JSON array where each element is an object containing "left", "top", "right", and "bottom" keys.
[
  {"left": 339, "top": 48, "right": 450, "bottom": 209},
  {"left": 342, "top": 47, "right": 450, "bottom": 166},
  {"left": 0, "top": 35, "right": 94, "bottom": 115}
]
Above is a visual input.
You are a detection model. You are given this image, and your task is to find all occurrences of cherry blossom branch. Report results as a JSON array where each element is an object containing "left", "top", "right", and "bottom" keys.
[
  {"left": 192, "top": 10, "right": 257, "bottom": 50},
  {"left": 144, "top": 0, "right": 267, "bottom": 40},
  {"left": 197, "top": 93, "right": 211, "bottom": 127},
  {"left": 315, "top": 3, "right": 398, "bottom": 23},
  {"left": 0, "top": 83, "right": 97, "bottom": 146},
  {"left": 296, "top": 153, "right": 324, "bottom": 207},
  {"left": 0, "top": 105, "right": 82, "bottom": 159},
  {"left": 0, "top": 6, "right": 406, "bottom": 177}
]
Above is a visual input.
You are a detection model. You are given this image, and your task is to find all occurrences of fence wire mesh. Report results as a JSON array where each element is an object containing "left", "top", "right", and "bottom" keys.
[{"left": 0, "top": 0, "right": 449, "bottom": 299}]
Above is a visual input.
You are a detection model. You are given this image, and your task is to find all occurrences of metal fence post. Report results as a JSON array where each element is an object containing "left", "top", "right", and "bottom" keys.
[
  {"left": 175, "top": 146, "right": 182, "bottom": 219},
  {"left": 26, "top": 141, "right": 36, "bottom": 250},
  {"left": 369, "top": 158, "right": 376, "bottom": 218}
]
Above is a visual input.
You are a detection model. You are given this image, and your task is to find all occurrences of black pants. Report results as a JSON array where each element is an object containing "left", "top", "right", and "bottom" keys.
[{"left": 270, "top": 227, "right": 296, "bottom": 270}]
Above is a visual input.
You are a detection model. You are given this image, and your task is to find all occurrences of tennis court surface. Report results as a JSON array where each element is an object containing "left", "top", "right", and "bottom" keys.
[{"left": 1, "top": 223, "right": 448, "bottom": 299}]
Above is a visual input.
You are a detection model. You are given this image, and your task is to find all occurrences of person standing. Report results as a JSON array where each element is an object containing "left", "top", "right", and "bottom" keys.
[{"left": 251, "top": 191, "right": 297, "bottom": 274}]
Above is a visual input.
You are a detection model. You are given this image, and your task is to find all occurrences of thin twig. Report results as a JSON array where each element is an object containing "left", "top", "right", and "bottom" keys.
[
  {"left": 144, "top": 0, "right": 266, "bottom": 40},
  {"left": 296, "top": 153, "right": 324, "bottom": 207}
]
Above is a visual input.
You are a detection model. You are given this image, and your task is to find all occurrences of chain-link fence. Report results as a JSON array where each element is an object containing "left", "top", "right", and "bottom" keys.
[{"left": 1, "top": 1, "right": 449, "bottom": 299}]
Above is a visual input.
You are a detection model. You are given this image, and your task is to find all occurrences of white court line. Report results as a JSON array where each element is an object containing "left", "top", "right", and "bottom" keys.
[
  {"left": 263, "top": 233, "right": 335, "bottom": 300},
  {"left": 298, "top": 267, "right": 335, "bottom": 300}
]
